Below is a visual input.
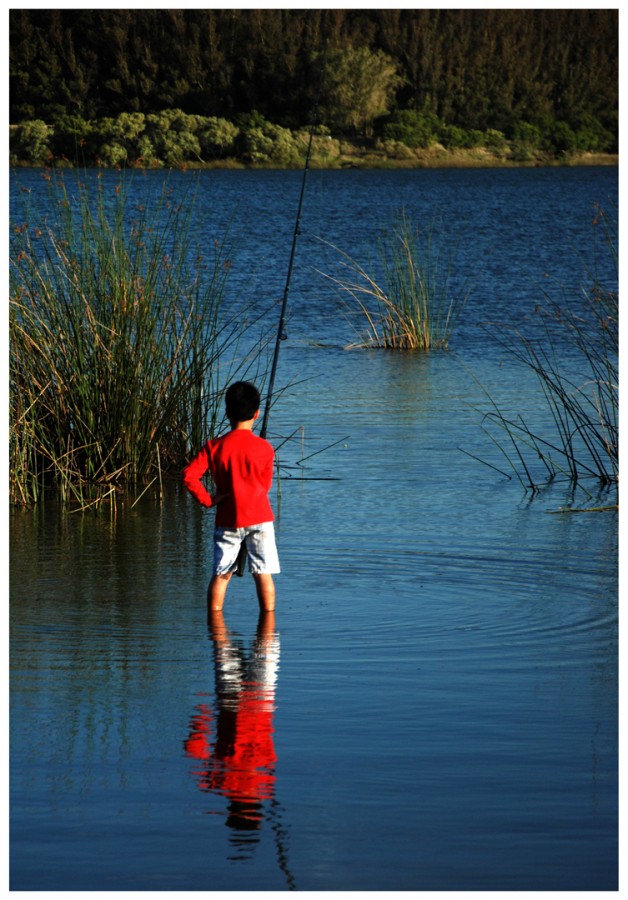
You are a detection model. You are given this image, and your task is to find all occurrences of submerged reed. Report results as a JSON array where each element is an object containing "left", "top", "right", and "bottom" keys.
[
  {"left": 321, "top": 213, "right": 471, "bottom": 350},
  {"left": 10, "top": 171, "right": 268, "bottom": 508},
  {"left": 468, "top": 208, "right": 618, "bottom": 500}
]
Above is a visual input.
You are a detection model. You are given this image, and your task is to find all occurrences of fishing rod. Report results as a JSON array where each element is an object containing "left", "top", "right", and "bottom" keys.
[
  {"left": 236, "top": 103, "right": 319, "bottom": 577},
  {"left": 259, "top": 119, "right": 316, "bottom": 441}
]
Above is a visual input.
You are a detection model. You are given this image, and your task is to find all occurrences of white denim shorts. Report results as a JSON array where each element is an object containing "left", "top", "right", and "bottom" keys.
[{"left": 213, "top": 521, "right": 280, "bottom": 575}]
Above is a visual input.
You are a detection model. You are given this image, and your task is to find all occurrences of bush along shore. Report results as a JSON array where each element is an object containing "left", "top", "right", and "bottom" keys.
[{"left": 9, "top": 109, "right": 618, "bottom": 171}]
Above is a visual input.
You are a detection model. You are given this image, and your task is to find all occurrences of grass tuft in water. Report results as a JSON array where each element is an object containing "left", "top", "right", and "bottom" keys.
[
  {"left": 320, "top": 213, "right": 471, "bottom": 350},
  {"left": 466, "top": 207, "right": 618, "bottom": 500}
]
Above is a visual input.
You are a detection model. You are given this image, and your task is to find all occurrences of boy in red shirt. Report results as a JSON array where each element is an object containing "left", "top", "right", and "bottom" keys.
[{"left": 183, "top": 381, "right": 279, "bottom": 612}]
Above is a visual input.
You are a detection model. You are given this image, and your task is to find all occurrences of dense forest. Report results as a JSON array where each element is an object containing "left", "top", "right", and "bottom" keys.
[{"left": 9, "top": 8, "right": 618, "bottom": 168}]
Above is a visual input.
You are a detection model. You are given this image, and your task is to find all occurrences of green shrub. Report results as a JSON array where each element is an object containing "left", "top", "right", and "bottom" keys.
[
  {"left": 438, "top": 124, "right": 468, "bottom": 149},
  {"left": 265, "top": 124, "right": 302, "bottom": 165},
  {"left": 572, "top": 114, "right": 614, "bottom": 152},
  {"left": 466, "top": 129, "right": 485, "bottom": 148},
  {"left": 11, "top": 119, "right": 51, "bottom": 165},
  {"left": 143, "top": 110, "right": 203, "bottom": 166},
  {"left": 49, "top": 114, "right": 95, "bottom": 161},
  {"left": 381, "top": 109, "right": 440, "bottom": 148},
  {"left": 162, "top": 131, "right": 202, "bottom": 166},
  {"left": 97, "top": 142, "right": 128, "bottom": 167},
  {"left": 94, "top": 113, "right": 147, "bottom": 165},
  {"left": 513, "top": 121, "right": 541, "bottom": 146},
  {"left": 236, "top": 115, "right": 301, "bottom": 165},
  {"left": 135, "top": 135, "right": 161, "bottom": 167},
  {"left": 197, "top": 117, "right": 239, "bottom": 159},
  {"left": 483, "top": 128, "right": 507, "bottom": 152},
  {"left": 509, "top": 122, "right": 541, "bottom": 161},
  {"left": 543, "top": 121, "right": 578, "bottom": 155}
]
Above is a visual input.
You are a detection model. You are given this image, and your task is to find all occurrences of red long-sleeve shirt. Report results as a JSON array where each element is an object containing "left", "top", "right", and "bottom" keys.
[{"left": 183, "top": 429, "right": 275, "bottom": 528}]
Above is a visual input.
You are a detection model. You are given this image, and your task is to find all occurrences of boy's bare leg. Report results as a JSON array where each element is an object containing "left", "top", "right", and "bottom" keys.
[
  {"left": 208, "top": 608, "right": 228, "bottom": 642},
  {"left": 253, "top": 574, "right": 275, "bottom": 612},
  {"left": 208, "top": 573, "right": 232, "bottom": 611},
  {"left": 256, "top": 608, "right": 276, "bottom": 638}
]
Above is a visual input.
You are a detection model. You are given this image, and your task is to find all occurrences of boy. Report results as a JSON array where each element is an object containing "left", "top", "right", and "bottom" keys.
[{"left": 183, "top": 381, "right": 279, "bottom": 612}]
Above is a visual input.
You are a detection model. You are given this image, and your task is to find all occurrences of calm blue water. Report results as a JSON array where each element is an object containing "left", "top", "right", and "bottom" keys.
[{"left": 10, "top": 165, "right": 618, "bottom": 891}]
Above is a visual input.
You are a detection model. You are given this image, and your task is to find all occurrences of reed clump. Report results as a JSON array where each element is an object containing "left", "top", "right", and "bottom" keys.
[
  {"left": 471, "top": 207, "right": 618, "bottom": 500},
  {"left": 321, "top": 213, "right": 471, "bottom": 350},
  {"left": 10, "top": 171, "right": 263, "bottom": 508}
]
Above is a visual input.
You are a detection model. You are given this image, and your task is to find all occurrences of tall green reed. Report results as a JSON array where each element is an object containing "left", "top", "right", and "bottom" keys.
[
  {"left": 10, "top": 171, "right": 269, "bottom": 507},
  {"left": 320, "top": 213, "right": 471, "bottom": 350}
]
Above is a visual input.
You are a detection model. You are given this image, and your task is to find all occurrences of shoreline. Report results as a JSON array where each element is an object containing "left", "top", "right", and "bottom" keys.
[
  {"left": 9, "top": 149, "right": 618, "bottom": 172},
  {"left": 194, "top": 149, "right": 619, "bottom": 171}
]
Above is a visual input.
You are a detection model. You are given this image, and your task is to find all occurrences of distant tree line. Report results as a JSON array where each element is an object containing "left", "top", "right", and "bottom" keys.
[{"left": 9, "top": 8, "right": 618, "bottom": 166}]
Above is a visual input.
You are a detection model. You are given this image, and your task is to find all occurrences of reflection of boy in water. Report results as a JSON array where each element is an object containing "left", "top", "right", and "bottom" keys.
[
  {"left": 183, "top": 381, "right": 279, "bottom": 613},
  {"left": 184, "top": 611, "right": 280, "bottom": 844}
]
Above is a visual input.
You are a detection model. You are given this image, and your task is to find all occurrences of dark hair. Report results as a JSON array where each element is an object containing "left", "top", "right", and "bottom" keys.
[{"left": 225, "top": 381, "right": 261, "bottom": 422}]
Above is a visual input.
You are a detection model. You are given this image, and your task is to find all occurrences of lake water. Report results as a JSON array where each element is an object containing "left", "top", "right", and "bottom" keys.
[{"left": 9, "top": 165, "right": 618, "bottom": 891}]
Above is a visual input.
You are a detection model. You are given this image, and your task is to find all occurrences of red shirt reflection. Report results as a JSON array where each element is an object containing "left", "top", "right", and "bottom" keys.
[{"left": 185, "top": 611, "right": 279, "bottom": 828}]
